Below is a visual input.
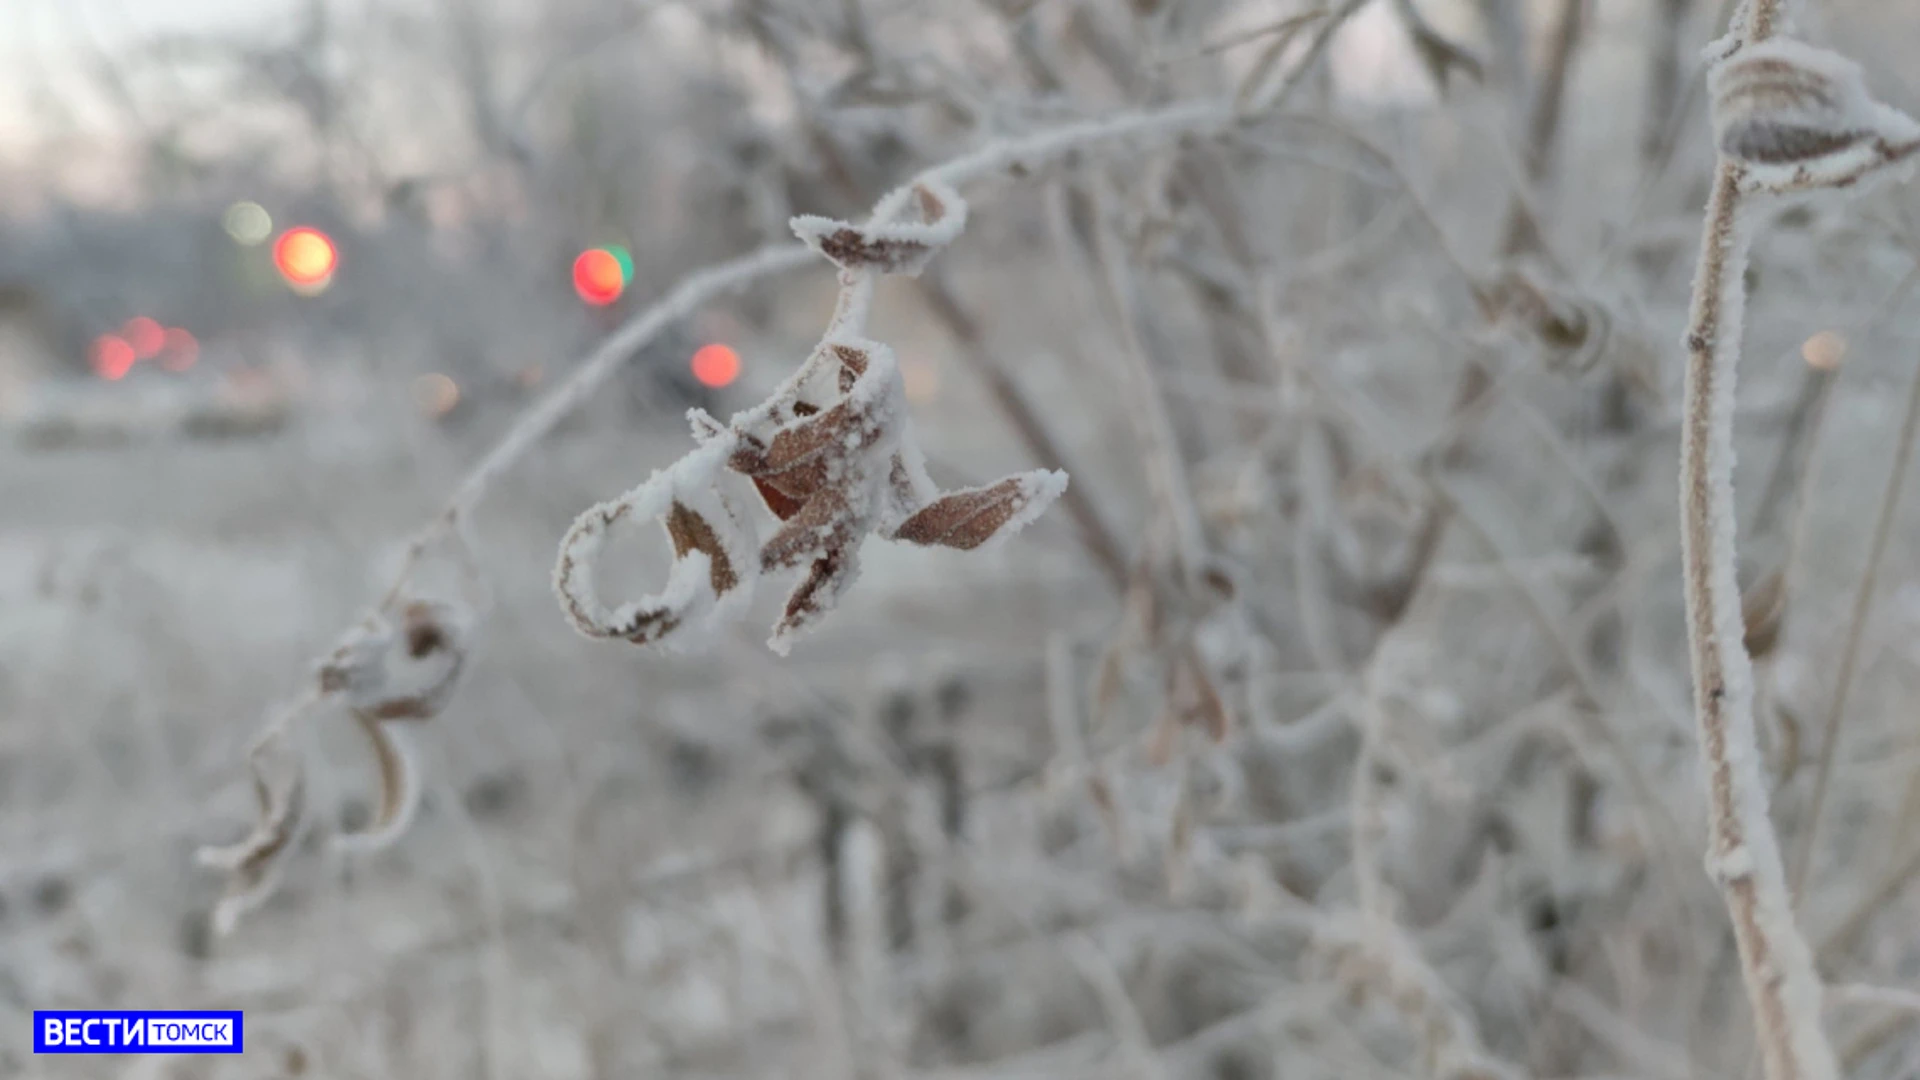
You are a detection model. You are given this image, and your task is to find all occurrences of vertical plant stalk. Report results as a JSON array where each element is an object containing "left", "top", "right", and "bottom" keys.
[
  {"left": 1641, "top": 0, "right": 1694, "bottom": 163},
  {"left": 1789, "top": 338, "right": 1920, "bottom": 896},
  {"left": 915, "top": 272, "right": 1131, "bottom": 591},
  {"left": 1678, "top": 5, "right": 1836, "bottom": 1078},
  {"left": 1499, "top": 0, "right": 1585, "bottom": 256}
]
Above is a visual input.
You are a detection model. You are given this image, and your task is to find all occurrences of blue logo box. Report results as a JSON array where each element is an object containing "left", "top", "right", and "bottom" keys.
[{"left": 34, "top": 1011, "right": 244, "bottom": 1054}]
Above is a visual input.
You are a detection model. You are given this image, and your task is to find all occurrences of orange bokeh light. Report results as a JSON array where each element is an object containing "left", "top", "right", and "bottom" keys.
[
  {"left": 274, "top": 226, "right": 338, "bottom": 286},
  {"left": 123, "top": 316, "right": 165, "bottom": 359},
  {"left": 161, "top": 327, "right": 199, "bottom": 371},
  {"left": 690, "top": 343, "right": 741, "bottom": 388},
  {"left": 92, "top": 335, "right": 136, "bottom": 380},
  {"left": 572, "top": 248, "right": 625, "bottom": 306}
]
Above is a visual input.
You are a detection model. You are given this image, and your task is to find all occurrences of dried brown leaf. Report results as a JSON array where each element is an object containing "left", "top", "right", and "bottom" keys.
[
  {"left": 774, "top": 548, "right": 855, "bottom": 643},
  {"left": 761, "top": 489, "right": 861, "bottom": 572},
  {"left": 890, "top": 477, "right": 1026, "bottom": 549},
  {"left": 668, "top": 500, "right": 740, "bottom": 596},
  {"left": 197, "top": 731, "right": 307, "bottom": 934},
  {"left": 337, "top": 711, "right": 416, "bottom": 850}
]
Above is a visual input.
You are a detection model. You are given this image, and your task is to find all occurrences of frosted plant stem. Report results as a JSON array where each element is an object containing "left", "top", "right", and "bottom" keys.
[{"left": 1678, "top": 4, "right": 1836, "bottom": 1078}]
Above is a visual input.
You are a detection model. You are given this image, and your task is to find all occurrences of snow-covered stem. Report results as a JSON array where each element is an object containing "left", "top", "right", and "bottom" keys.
[
  {"left": 919, "top": 101, "right": 1231, "bottom": 194},
  {"left": 1678, "top": 3, "right": 1836, "bottom": 1079}
]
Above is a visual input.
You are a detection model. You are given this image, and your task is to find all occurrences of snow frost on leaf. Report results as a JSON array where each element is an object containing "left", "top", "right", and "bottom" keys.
[
  {"left": 333, "top": 711, "right": 419, "bottom": 855},
  {"left": 316, "top": 599, "right": 470, "bottom": 721},
  {"left": 195, "top": 729, "right": 307, "bottom": 936},
  {"left": 553, "top": 437, "right": 759, "bottom": 649},
  {"left": 556, "top": 170, "right": 1069, "bottom": 654},
  {"left": 1710, "top": 37, "right": 1920, "bottom": 193},
  {"left": 736, "top": 339, "right": 905, "bottom": 654},
  {"left": 790, "top": 179, "right": 967, "bottom": 276},
  {"left": 889, "top": 469, "right": 1069, "bottom": 551}
]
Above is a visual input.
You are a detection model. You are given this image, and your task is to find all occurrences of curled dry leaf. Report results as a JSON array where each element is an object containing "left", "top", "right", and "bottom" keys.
[
  {"left": 203, "top": 591, "right": 472, "bottom": 931},
  {"left": 315, "top": 599, "right": 470, "bottom": 720},
  {"left": 196, "top": 729, "right": 307, "bottom": 935},
  {"left": 317, "top": 616, "right": 392, "bottom": 701},
  {"left": 790, "top": 179, "right": 966, "bottom": 276},
  {"left": 334, "top": 711, "right": 419, "bottom": 854},
  {"left": 1711, "top": 38, "right": 1920, "bottom": 193},
  {"left": 1484, "top": 264, "right": 1610, "bottom": 373},
  {"left": 553, "top": 437, "right": 760, "bottom": 649},
  {"left": 555, "top": 175, "right": 1069, "bottom": 654}
]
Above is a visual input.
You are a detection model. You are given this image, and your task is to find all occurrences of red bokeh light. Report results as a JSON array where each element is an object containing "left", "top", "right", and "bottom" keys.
[
  {"left": 91, "top": 335, "right": 136, "bottom": 381},
  {"left": 274, "top": 226, "right": 338, "bottom": 286},
  {"left": 123, "top": 316, "right": 165, "bottom": 359},
  {"left": 572, "top": 248, "right": 625, "bottom": 306},
  {"left": 161, "top": 327, "right": 199, "bottom": 371},
  {"left": 690, "top": 343, "right": 741, "bottom": 388}
]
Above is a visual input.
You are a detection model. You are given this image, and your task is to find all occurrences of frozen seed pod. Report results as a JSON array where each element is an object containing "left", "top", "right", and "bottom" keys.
[{"left": 1711, "top": 38, "right": 1920, "bottom": 193}]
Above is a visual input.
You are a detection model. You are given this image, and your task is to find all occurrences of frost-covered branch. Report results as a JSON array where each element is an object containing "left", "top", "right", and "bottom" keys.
[
  {"left": 201, "top": 97, "right": 1246, "bottom": 931},
  {"left": 1675, "top": 3, "right": 1920, "bottom": 1077}
]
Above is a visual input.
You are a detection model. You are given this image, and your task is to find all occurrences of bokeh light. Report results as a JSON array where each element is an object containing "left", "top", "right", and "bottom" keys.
[
  {"left": 901, "top": 355, "right": 940, "bottom": 403},
  {"left": 91, "top": 335, "right": 136, "bottom": 381},
  {"left": 160, "top": 328, "right": 199, "bottom": 372},
  {"left": 1802, "top": 330, "right": 1847, "bottom": 371},
  {"left": 274, "top": 226, "right": 338, "bottom": 289},
  {"left": 222, "top": 201, "right": 273, "bottom": 245},
  {"left": 123, "top": 316, "right": 165, "bottom": 359},
  {"left": 572, "top": 248, "right": 626, "bottom": 306},
  {"left": 690, "top": 343, "right": 740, "bottom": 388},
  {"left": 412, "top": 373, "right": 461, "bottom": 419}
]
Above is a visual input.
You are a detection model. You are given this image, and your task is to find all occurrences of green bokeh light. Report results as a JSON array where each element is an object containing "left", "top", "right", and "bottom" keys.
[{"left": 607, "top": 245, "right": 634, "bottom": 285}]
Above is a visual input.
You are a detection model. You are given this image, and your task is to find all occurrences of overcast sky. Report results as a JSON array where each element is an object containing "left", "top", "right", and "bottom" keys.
[{"left": 0, "top": 0, "right": 295, "bottom": 150}]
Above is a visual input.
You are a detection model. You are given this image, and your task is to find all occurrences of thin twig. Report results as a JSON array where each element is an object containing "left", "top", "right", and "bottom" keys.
[
  {"left": 206, "top": 97, "right": 1249, "bottom": 924},
  {"left": 1499, "top": 0, "right": 1586, "bottom": 256},
  {"left": 1788, "top": 335, "right": 1920, "bottom": 898},
  {"left": 916, "top": 271, "right": 1131, "bottom": 591},
  {"left": 1827, "top": 983, "right": 1920, "bottom": 1016}
]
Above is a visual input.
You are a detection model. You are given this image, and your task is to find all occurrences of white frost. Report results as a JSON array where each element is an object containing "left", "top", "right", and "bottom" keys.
[{"left": 1710, "top": 37, "right": 1920, "bottom": 194}]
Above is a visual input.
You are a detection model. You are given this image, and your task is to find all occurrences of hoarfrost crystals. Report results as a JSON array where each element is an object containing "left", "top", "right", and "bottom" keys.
[
  {"left": 1709, "top": 37, "right": 1920, "bottom": 193},
  {"left": 554, "top": 178, "right": 1067, "bottom": 653}
]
